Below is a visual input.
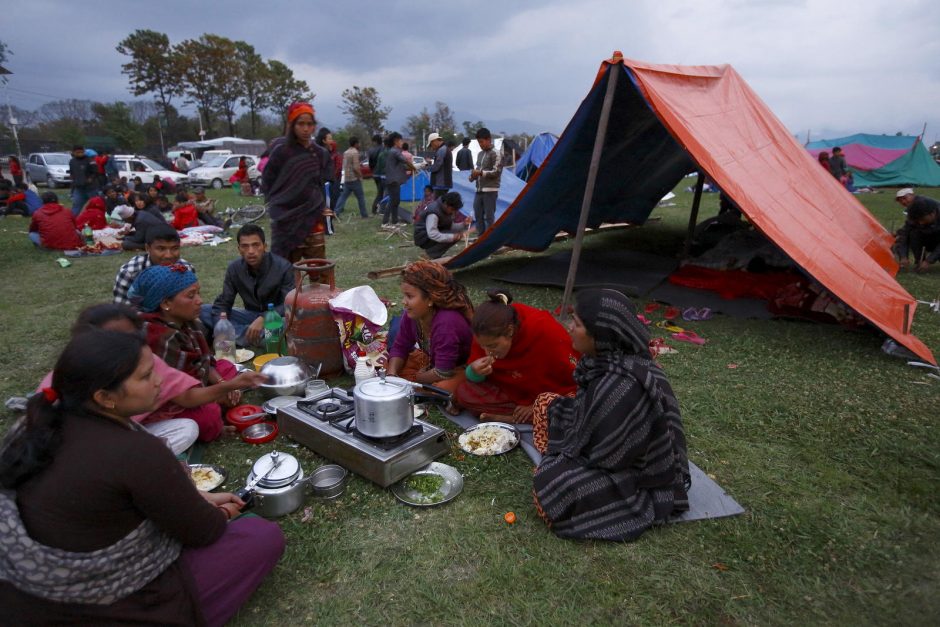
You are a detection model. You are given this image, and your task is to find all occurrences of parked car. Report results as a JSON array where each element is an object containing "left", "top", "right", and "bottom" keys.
[
  {"left": 26, "top": 152, "right": 72, "bottom": 188},
  {"left": 411, "top": 155, "right": 427, "bottom": 169},
  {"left": 112, "top": 155, "right": 189, "bottom": 186},
  {"left": 186, "top": 154, "right": 261, "bottom": 189}
]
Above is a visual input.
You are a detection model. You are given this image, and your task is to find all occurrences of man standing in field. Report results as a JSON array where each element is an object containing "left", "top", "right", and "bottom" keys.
[
  {"left": 469, "top": 127, "right": 502, "bottom": 234},
  {"left": 335, "top": 137, "right": 368, "bottom": 218},
  {"left": 426, "top": 132, "right": 453, "bottom": 198}
]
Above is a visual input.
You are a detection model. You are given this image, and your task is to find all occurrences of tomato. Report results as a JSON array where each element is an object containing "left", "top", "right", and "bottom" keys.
[{"left": 504, "top": 511, "right": 516, "bottom": 524}]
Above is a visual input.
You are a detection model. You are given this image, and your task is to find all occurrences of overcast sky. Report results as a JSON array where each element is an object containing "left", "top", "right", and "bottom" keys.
[{"left": 3, "top": 0, "right": 939, "bottom": 143}]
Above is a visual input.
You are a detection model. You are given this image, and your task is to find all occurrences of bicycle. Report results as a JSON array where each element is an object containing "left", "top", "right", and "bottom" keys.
[{"left": 220, "top": 203, "right": 268, "bottom": 228}]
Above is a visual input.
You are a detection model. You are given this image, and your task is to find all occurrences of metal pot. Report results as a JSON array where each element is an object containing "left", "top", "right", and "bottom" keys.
[
  {"left": 258, "top": 356, "right": 312, "bottom": 398},
  {"left": 353, "top": 374, "right": 415, "bottom": 438},
  {"left": 238, "top": 450, "right": 308, "bottom": 518}
]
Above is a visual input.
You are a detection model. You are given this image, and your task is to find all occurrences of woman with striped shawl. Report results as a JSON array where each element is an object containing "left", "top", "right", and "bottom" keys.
[
  {"left": 532, "top": 289, "right": 691, "bottom": 541},
  {"left": 262, "top": 102, "right": 329, "bottom": 261}
]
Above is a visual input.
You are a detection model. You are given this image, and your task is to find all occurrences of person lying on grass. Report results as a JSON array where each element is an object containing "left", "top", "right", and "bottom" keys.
[
  {"left": 1, "top": 329, "right": 284, "bottom": 625},
  {"left": 38, "top": 303, "right": 267, "bottom": 449},
  {"left": 452, "top": 289, "right": 578, "bottom": 423},
  {"left": 132, "top": 264, "right": 251, "bottom": 441},
  {"left": 531, "top": 289, "right": 691, "bottom": 541}
]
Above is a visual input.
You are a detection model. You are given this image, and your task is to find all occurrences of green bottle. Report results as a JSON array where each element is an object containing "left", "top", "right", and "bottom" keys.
[{"left": 263, "top": 303, "right": 284, "bottom": 355}]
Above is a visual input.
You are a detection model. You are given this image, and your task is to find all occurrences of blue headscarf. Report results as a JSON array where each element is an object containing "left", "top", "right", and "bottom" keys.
[{"left": 131, "top": 264, "right": 197, "bottom": 313}]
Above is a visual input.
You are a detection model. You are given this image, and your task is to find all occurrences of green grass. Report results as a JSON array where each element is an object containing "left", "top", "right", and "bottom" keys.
[{"left": 1, "top": 183, "right": 939, "bottom": 625}]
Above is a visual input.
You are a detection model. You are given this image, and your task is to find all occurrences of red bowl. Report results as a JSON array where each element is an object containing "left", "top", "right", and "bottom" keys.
[
  {"left": 226, "top": 405, "right": 266, "bottom": 431},
  {"left": 241, "top": 420, "right": 279, "bottom": 445}
]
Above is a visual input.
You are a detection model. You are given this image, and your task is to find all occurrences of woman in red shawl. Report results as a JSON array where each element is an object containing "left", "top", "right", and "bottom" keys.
[
  {"left": 453, "top": 289, "right": 579, "bottom": 423},
  {"left": 75, "top": 196, "right": 109, "bottom": 230}
]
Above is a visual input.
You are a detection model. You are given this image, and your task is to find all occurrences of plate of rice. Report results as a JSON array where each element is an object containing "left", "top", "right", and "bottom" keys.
[
  {"left": 457, "top": 422, "right": 520, "bottom": 456},
  {"left": 189, "top": 464, "right": 227, "bottom": 491}
]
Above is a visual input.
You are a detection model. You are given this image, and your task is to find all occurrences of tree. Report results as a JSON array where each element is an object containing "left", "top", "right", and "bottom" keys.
[
  {"left": 93, "top": 102, "right": 146, "bottom": 152},
  {"left": 403, "top": 108, "right": 431, "bottom": 145},
  {"left": 0, "top": 40, "right": 10, "bottom": 85},
  {"left": 462, "top": 120, "right": 485, "bottom": 137},
  {"left": 234, "top": 41, "right": 270, "bottom": 136},
  {"left": 339, "top": 86, "right": 390, "bottom": 136},
  {"left": 116, "top": 30, "right": 183, "bottom": 129},
  {"left": 266, "top": 60, "right": 314, "bottom": 123},
  {"left": 430, "top": 101, "right": 456, "bottom": 140},
  {"left": 175, "top": 35, "right": 239, "bottom": 137},
  {"left": 36, "top": 99, "right": 97, "bottom": 125}
]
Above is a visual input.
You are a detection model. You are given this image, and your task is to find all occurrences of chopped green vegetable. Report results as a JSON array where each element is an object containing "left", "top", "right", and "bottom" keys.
[{"left": 405, "top": 474, "right": 445, "bottom": 503}]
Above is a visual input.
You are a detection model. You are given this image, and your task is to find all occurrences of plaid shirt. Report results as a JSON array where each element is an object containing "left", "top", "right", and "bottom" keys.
[
  {"left": 113, "top": 254, "right": 194, "bottom": 305},
  {"left": 141, "top": 313, "right": 214, "bottom": 385}
]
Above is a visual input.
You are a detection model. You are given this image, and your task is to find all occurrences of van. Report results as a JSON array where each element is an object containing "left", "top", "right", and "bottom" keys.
[{"left": 201, "top": 149, "right": 233, "bottom": 159}]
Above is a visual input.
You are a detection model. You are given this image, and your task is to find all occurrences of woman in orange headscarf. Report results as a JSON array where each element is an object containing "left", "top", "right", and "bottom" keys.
[{"left": 261, "top": 102, "right": 329, "bottom": 261}]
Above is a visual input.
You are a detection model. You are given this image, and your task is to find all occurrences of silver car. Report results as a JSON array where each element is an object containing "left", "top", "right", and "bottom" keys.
[{"left": 26, "top": 152, "right": 72, "bottom": 188}]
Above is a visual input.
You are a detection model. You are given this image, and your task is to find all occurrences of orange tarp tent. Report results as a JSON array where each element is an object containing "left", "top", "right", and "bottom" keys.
[{"left": 447, "top": 56, "right": 934, "bottom": 364}]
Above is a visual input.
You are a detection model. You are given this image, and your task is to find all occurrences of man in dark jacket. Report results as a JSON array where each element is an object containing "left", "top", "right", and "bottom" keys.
[
  {"left": 426, "top": 132, "right": 453, "bottom": 197},
  {"left": 121, "top": 202, "right": 169, "bottom": 250},
  {"left": 895, "top": 188, "right": 940, "bottom": 272},
  {"left": 68, "top": 145, "right": 98, "bottom": 216},
  {"left": 455, "top": 137, "right": 473, "bottom": 171},
  {"left": 202, "top": 224, "right": 296, "bottom": 346},
  {"left": 413, "top": 191, "right": 472, "bottom": 259},
  {"left": 368, "top": 134, "right": 385, "bottom": 214}
]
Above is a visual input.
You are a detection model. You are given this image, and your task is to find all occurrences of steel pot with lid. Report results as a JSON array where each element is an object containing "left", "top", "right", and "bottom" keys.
[
  {"left": 238, "top": 450, "right": 308, "bottom": 518},
  {"left": 353, "top": 372, "right": 415, "bottom": 438}
]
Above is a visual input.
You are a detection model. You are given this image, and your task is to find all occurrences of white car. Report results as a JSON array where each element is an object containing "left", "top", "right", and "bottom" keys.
[
  {"left": 112, "top": 155, "right": 189, "bottom": 186},
  {"left": 26, "top": 153, "right": 72, "bottom": 188},
  {"left": 186, "top": 154, "right": 261, "bottom": 189}
]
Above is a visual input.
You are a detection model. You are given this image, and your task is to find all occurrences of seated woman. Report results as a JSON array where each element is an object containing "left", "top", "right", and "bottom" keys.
[
  {"left": 386, "top": 260, "right": 474, "bottom": 392},
  {"left": 38, "top": 304, "right": 267, "bottom": 449},
  {"left": 0, "top": 330, "right": 284, "bottom": 624},
  {"left": 131, "top": 264, "right": 243, "bottom": 441},
  {"left": 75, "top": 196, "right": 110, "bottom": 231},
  {"left": 454, "top": 289, "right": 579, "bottom": 423},
  {"left": 532, "top": 289, "right": 691, "bottom": 541}
]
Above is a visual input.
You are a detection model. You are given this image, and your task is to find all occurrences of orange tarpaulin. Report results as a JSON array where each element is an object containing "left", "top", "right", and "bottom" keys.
[{"left": 620, "top": 58, "right": 932, "bottom": 363}]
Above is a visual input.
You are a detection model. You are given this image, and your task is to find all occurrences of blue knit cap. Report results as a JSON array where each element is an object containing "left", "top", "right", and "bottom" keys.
[{"left": 131, "top": 264, "right": 198, "bottom": 312}]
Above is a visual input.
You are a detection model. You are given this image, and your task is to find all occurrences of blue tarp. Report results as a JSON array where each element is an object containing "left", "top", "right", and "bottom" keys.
[
  {"left": 515, "top": 132, "right": 558, "bottom": 181},
  {"left": 400, "top": 168, "right": 525, "bottom": 223},
  {"left": 446, "top": 64, "right": 693, "bottom": 270}
]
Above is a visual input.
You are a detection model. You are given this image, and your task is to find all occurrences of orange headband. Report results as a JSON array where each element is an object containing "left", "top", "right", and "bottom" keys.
[{"left": 287, "top": 102, "right": 315, "bottom": 124}]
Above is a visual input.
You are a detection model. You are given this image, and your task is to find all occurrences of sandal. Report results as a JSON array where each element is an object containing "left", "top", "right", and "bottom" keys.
[
  {"left": 644, "top": 302, "right": 662, "bottom": 314},
  {"left": 671, "top": 331, "right": 706, "bottom": 345},
  {"left": 664, "top": 306, "right": 681, "bottom": 320},
  {"left": 636, "top": 314, "right": 652, "bottom": 326},
  {"left": 656, "top": 320, "right": 685, "bottom": 333}
]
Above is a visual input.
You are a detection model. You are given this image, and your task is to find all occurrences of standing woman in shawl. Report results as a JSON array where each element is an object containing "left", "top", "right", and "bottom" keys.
[
  {"left": 262, "top": 102, "right": 329, "bottom": 261},
  {"left": 453, "top": 289, "right": 579, "bottom": 423},
  {"left": 386, "top": 260, "right": 474, "bottom": 392},
  {"left": 532, "top": 289, "right": 691, "bottom": 541},
  {"left": 132, "top": 264, "right": 243, "bottom": 441}
]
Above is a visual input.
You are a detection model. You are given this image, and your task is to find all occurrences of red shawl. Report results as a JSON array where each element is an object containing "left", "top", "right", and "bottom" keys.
[
  {"left": 141, "top": 313, "right": 214, "bottom": 385},
  {"left": 467, "top": 303, "right": 579, "bottom": 406}
]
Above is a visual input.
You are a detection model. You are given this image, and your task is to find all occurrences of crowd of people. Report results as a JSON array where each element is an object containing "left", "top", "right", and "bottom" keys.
[{"left": 30, "top": 95, "right": 940, "bottom": 619}]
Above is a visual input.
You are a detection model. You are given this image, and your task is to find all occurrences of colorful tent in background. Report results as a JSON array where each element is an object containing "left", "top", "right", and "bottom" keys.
[
  {"left": 445, "top": 55, "right": 934, "bottom": 364},
  {"left": 515, "top": 132, "right": 558, "bottom": 181},
  {"left": 806, "top": 133, "right": 940, "bottom": 187}
]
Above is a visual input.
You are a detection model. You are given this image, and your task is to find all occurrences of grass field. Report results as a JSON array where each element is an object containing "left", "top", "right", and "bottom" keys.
[{"left": 1, "top": 182, "right": 938, "bottom": 625}]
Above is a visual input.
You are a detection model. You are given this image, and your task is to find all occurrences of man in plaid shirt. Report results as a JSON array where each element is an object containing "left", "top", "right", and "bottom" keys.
[{"left": 113, "top": 225, "right": 194, "bottom": 305}]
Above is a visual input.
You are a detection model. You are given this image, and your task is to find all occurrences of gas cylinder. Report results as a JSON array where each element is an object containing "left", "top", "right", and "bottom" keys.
[{"left": 283, "top": 259, "right": 345, "bottom": 377}]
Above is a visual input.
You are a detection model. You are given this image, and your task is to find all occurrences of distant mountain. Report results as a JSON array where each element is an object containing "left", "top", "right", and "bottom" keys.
[{"left": 387, "top": 109, "right": 558, "bottom": 137}]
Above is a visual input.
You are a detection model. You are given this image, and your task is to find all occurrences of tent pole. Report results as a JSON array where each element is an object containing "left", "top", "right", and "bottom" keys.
[
  {"left": 559, "top": 64, "right": 620, "bottom": 320},
  {"left": 682, "top": 172, "right": 705, "bottom": 258}
]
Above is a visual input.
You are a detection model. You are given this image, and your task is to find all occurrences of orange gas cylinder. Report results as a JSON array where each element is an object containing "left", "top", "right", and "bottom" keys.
[{"left": 284, "top": 259, "right": 345, "bottom": 377}]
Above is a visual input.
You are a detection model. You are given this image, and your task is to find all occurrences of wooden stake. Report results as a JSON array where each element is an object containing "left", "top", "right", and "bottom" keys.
[{"left": 559, "top": 61, "right": 620, "bottom": 321}]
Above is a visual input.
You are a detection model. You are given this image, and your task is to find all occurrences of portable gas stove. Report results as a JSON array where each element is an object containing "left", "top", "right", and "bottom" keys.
[{"left": 276, "top": 387, "right": 449, "bottom": 487}]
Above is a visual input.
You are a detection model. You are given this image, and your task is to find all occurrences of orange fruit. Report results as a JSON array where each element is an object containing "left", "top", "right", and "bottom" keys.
[{"left": 504, "top": 511, "right": 516, "bottom": 524}]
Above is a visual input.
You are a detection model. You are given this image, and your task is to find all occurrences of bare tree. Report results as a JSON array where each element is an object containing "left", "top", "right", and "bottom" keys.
[{"left": 339, "top": 86, "right": 390, "bottom": 136}]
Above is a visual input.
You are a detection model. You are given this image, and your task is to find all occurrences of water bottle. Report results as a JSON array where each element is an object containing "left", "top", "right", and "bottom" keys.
[
  {"left": 212, "top": 312, "right": 237, "bottom": 362},
  {"left": 82, "top": 224, "right": 94, "bottom": 246},
  {"left": 263, "top": 303, "right": 284, "bottom": 355},
  {"left": 354, "top": 351, "right": 374, "bottom": 385}
]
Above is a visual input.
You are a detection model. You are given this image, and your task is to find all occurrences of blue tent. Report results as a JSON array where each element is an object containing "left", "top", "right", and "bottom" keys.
[
  {"left": 400, "top": 168, "right": 525, "bottom": 223},
  {"left": 515, "top": 132, "right": 558, "bottom": 181}
]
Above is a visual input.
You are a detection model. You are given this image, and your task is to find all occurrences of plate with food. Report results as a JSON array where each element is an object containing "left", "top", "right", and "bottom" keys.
[
  {"left": 235, "top": 348, "right": 255, "bottom": 363},
  {"left": 189, "top": 464, "right": 227, "bottom": 491},
  {"left": 458, "top": 422, "right": 520, "bottom": 456},
  {"left": 391, "top": 462, "right": 463, "bottom": 507}
]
